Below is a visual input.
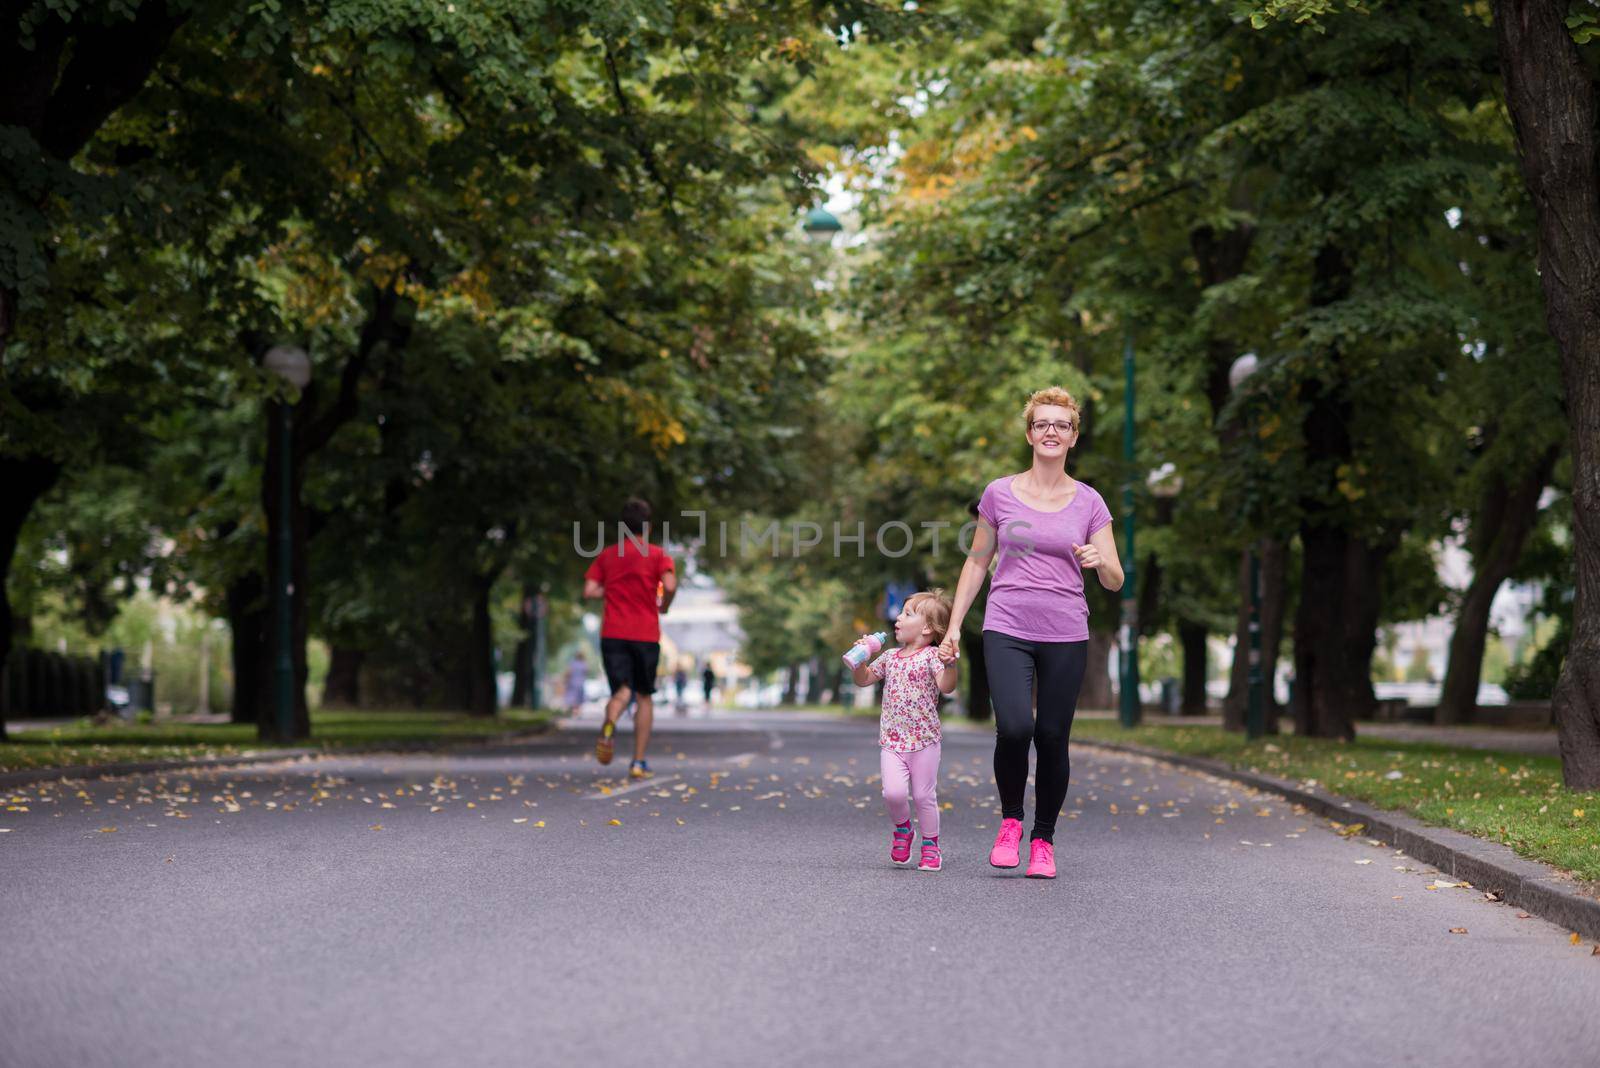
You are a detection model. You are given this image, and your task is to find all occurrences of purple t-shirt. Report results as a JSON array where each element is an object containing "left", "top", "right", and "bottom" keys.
[{"left": 976, "top": 475, "right": 1114, "bottom": 642}]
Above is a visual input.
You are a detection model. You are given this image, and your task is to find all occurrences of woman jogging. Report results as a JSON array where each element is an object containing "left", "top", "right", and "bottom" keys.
[{"left": 938, "top": 387, "right": 1124, "bottom": 879}]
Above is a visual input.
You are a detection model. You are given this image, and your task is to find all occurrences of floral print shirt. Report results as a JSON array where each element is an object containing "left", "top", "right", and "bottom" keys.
[{"left": 869, "top": 645, "right": 944, "bottom": 753}]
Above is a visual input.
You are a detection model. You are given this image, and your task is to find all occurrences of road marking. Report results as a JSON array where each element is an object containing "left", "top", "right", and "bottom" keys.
[{"left": 585, "top": 774, "right": 680, "bottom": 800}]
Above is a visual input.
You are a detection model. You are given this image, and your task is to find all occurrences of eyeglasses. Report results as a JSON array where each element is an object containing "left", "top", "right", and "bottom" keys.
[{"left": 1030, "top": 420, "right": 1075, "bottom": 435}]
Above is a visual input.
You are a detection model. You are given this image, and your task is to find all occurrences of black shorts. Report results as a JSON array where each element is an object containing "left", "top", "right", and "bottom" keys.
[{"left": 600, "top": 638, "right": 661, "bottom": 697}]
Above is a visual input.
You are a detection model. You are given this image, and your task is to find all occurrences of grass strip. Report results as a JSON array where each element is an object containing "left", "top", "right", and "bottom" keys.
[
  {"left": 0, "top": 709, "right": 555, "bottom": 773},
  {"left": 1071, "top": 719, "right": 1598, "bottom": 882}
]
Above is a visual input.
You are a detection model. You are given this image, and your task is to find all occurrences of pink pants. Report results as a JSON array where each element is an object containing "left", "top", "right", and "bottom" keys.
[{"left": 881, "top": 742, "right": 941, "bottom": 839}]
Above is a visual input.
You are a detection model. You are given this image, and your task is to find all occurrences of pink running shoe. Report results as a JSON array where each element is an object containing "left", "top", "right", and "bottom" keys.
[
  {"left": 891, "top": 823, "right": 914, "bottom": 865},
  {"left": 1025, "top": 838, "right": 1056, "bottom": 879},
  {"left": 989, "top": 818, "right": 1024, "bottom": 868},
  {"left": 918, "top": 840, "right": 942, "bottom": 872}
]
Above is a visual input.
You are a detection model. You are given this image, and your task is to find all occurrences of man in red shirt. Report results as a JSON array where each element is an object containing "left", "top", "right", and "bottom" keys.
[{"left": 583, "top": 497, "right": 677, "bottom": 777}]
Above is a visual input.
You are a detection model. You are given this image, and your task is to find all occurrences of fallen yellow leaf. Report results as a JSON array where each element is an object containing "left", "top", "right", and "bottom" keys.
[
  {"left": 608, "top": 818, "right": 622, "bottom": 826},
  {"left": 98, "top": 826, "right": 116, "bottom": 833},
  {"left": 1572, "top": 932, "right": 1582, "bottom": 945},
  {"left": 1449, "top": 928, "right": 1467, "bottom": 935}
]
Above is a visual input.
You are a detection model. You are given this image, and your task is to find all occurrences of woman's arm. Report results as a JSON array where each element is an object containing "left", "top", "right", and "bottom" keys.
[
  {"left": 940, "top": 518, "right": 998, "bottom": 659},
  {"left": 1072, "top": 523, "right": 1124, "bottom": 591}
]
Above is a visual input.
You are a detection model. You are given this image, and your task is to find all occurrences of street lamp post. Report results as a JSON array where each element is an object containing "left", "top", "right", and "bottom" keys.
[
  {"left": 802, "top": 206, "right": 843, "bottom": 245},
  {"left": 1228, "top": 352, "right": 1265, "bottom": 740},
  {"left": 1120, "top": 327, "right": 1139, "bottom": 728},
  {"left": 263, "top": 345, "right": 311, "bottom": 742}
]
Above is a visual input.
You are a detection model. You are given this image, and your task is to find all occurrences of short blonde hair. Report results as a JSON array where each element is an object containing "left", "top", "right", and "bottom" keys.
[
  {"left": 906, "top": 588, "right": 953, "bottom": 644},
  {"left": 1022, "top": 387, "right": 1081, "bottom": 433}
]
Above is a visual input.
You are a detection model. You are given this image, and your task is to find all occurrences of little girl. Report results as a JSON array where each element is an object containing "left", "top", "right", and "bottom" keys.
[{"left": 849, "top": 589, "right": 959, "bottom": 872}]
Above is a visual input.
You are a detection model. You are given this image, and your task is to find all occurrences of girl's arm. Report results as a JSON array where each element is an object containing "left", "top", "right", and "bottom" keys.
[
  {"left": 935, "top": 659, "right": 958, "bottom": 695},
  {"left": 851, "top": 662, "right": 876, "bottom": 688}
]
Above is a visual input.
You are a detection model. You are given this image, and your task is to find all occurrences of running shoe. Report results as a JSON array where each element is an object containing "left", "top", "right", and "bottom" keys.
[
  {"left": 1025, "top": 837, "right": 1056, "bottom": 879},
  {"left": 989, "top": 818, "right": 1024, "bottom": 868},
  {"left": 891, "top": 823, "right": 914, "bottom": 865},
  {"left": 629, "top": 759, "right": 652, "bottom": 779},
  {"left": 595, "top": 720, "right": 615, "bottom": 765},
  {"left": 918, "top": 839, "right": 942, "bottom": 872}
]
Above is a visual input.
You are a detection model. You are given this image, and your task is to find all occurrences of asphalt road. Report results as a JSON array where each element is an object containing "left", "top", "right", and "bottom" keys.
[{"left": 2, "top": 711, "right": 1596, "bottom": 1067}]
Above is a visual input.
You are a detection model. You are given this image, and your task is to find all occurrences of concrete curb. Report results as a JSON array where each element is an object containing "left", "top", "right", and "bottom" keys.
[
  {"left": 0, "top": 725, "right": 555, "bottom": 791},
  {"left": 1077, "top": 738, "right": 1600, "bottom": 942}
]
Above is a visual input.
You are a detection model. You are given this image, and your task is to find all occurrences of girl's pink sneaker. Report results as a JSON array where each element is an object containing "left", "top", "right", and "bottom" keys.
[
  {"left": 918, "top": 840, "right": 942, "bottom": 872},
  {"left": 891, "top": 823, "right": 914, "bottom": 865},
  {"left": 989, "top": 818, "right": 1024, "bottom": 868},
  {"left": 1025, "top": 838, "right": 1056, "bottom": 879}
]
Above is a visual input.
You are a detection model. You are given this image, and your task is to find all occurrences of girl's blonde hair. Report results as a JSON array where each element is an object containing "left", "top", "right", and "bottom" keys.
[
  {"left": 1022, "top": 386, "right": 1081, "bottom": 433},
  {"left": 906, "top": 588, "right": 953, "bottom": 644}
]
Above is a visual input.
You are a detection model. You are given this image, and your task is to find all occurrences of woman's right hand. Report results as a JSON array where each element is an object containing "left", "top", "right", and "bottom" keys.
[{"left": 938, "top": 632, "right": 961, "bottom": 662}]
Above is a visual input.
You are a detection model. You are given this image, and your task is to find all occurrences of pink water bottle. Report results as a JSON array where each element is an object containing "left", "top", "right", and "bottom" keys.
[{"left": 843, "top": 631, "right": 889, "bottom": 669}]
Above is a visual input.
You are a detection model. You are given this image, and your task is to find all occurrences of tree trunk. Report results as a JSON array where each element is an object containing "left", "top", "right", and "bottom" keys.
[
  {"left": 1179, "top": 620, "right": 1208, "bottom": 714},
  {"left": 1437, "top": 446, "right": 1560, "bottom": 725},
  {"left": 510, "top": 585, "right": 535, "bottom": 708},
  {"left": 509, "top": 635, "right": 532, "bottom": 707},
  {"left": 322, "top": 646, "right": 364, "bottom": 708},
  {"left": 1294, "top": 528, "right": 1391, "bottom": 739},
  {"left": 467, "top": 574, "right": 497, "bottom": 717},
  {"left": 783, "top": 663, "right": 800, "bottom": 705},
  {"left": 226, "top": 571, "right": 265, "bottom": 725},
  {"left": 1081, "top": 629, "right": 1115, "bottom": 710},
  {"left": 1224, "top": 539, "right": 1286, "bottom": 731},
  {"left": 805, "top": 656, "right": 826, "bottom": 704},
  {"left": 0, "top": 456, "right": 63, "bottom": 741},
  {"left": 1290, "top": 242, "right": 1381, "bottom": 741},
  {"left": 1493, "top": 0, "right": 1600, "bottom": 789}
]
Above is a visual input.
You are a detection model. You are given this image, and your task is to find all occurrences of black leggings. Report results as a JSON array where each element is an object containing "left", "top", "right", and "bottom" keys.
[{"left": 983, "top": 630, "right": 1089, "bottom": 844}]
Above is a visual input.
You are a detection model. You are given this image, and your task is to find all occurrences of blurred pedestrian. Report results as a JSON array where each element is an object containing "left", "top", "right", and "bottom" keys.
[
  {"left": 673, "top": 663, "right": 689, "bottom": 715},
  {"left": 563, "top": 648, "right": 589, "bottom": 717}
]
